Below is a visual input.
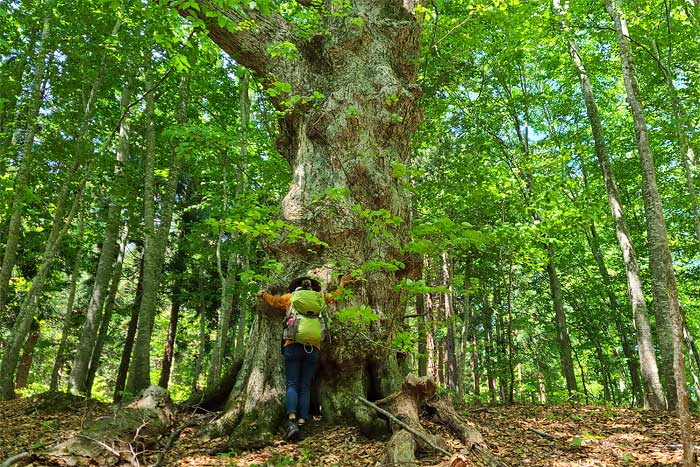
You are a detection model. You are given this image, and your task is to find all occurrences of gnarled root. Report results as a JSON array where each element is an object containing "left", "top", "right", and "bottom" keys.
[
  {"left": 36, "top": 386, "right": 175, "bottom": 466},
  {"left": 426, "top": 397, "right": 508, "bottom": 467}
]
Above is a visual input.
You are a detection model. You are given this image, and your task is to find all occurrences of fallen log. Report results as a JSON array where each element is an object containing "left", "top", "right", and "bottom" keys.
[{"left": 34, "top": 385, "right": 175, "bottom": 467}]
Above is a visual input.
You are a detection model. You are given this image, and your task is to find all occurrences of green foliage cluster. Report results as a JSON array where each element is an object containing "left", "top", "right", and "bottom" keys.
[{"left": 0, "top": 0, "right": 699, "bottom": 416}]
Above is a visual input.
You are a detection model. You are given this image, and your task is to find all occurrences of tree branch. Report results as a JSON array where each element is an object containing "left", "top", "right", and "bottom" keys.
[{"left": 176, "top": 0, "right": 298, "bottom": 76}]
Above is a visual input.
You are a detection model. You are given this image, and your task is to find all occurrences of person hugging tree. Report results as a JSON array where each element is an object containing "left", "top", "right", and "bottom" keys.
[{"left": 257, "top": 274, "right": 352, "bottom": 441}]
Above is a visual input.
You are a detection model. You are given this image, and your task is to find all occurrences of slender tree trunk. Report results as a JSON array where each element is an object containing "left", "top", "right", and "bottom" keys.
[
  {"left": 127, "top": 65, "right": 191, "bottom": 394},
  {"left": 683, "top": 319, "right": 700, "bottom": 373},
  {"left": 70, "top": 62, "right": 129, "bottom": 395},
  {"left": 441, "top": 252, "right": 458, "bottom": 391},
  {"left": 417, "top": 290, "right": 427, "bottom": 377},
  {"left": 457, "top": 256, "right": 472, "bottom": 398},
  {"left": 159, "top": 296, "right": 180, "bottom": 389},
  {"left": 0, "top": 154, "right": 90, "bottom": 399},
  {"left": 50, "top": 216, "right": 86, "bottom": 391},
  {"left": 585, "top": 223, "right": 644, "bottom": 405},
  {"left": 208, "top": 252, "right": 237, "bottom": 392},
  {"left": 114, "top": 247, "right": 144, "bottom": 403},
  {"left": 471, "top": 297, "right": 480, "bottom": 398},
  {"left": 159, "top": 214, "right": 187, "bottom": 390},
  {"left": 607, "top": 1, "right": 693, "bottom": 464},
  {"left": 191, "top": 306, "right": 210, "bottom": 393},
  {"left": 649, "top": 40, "right": 700, "bottom": 243},
  {"left": 506, "top": 253, "right": 515, "bottom": 403},
  {"left": 545, "top": 243, "right": 578, "bottom": 399},
  {"left": 484, "top": 295, "right": 497, "bottom": 403},
  {"left": 15, "top": 319, "right": 40, "bottom": 390},
  {"left": 536, "top": 354, "right": 547, "bottom": 404},
  {"left": 231, "top": 74, "right": 251, "bottom": 360},
  {"left": 426, "top": 291, "right": 438, "bottom": 381},
  {"left": 86, "top": 225, "right": 129, "bottom": 396},
  {"left": 0, "top": 13, "right": 52, "bottom": 311},
  {"left": 574, "top": 349, "right": 589, "bottom": 404},
  {"left": 555, "top": 0, "right": 666, "bottom": 409},
  {"left": 595, "top": 340, "right": 612, "bottom": 403},
  {"left": 498, "top": 61, "right": 578, "bottom": 401}
]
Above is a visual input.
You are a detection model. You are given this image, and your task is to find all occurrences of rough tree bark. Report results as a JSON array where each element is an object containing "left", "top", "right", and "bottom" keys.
[
  {"left": 179, "top": 0, "right": 423, "bottom": 449},
  {"left": 606, "top": 0, "right": 694, "bottom": 464}
]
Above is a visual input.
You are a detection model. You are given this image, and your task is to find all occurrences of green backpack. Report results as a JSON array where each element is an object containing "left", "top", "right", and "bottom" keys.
[{"left": 284, "top": 289, "right": 327, "bottom": 345}]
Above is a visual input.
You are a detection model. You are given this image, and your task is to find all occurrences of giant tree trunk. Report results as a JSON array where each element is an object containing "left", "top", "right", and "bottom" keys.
[
  {"left": 606, "top": 1, "right": 693, "bottom": 465},
  {"left": 555, "top": 0, "right": 666, "bottom": 410},
  {"left": 181, "top": 0, "right": 422, "bottom": 448}
]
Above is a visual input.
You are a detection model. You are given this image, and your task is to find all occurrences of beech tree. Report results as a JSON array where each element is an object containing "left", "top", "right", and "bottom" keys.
[{"left": 175, "top": 0, "right": 425, "bottom": 448}]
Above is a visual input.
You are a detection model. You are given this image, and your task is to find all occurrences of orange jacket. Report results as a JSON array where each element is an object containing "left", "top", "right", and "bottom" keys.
[{"left": 261, "top": 289, "right": 344, "bottom": 350}]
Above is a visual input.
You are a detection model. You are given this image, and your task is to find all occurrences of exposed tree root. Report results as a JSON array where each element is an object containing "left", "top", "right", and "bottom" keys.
[
  {"left": 426, "top": 397, "right": 509, "bottom": 467},
  {"left": 0, "top": 452, "right": 29, "bottom": 467},
  {"left": 358, "top": 374, "right": 508, "bottom": 467},
  {"left": 32, "top": 386, "right": 175, "bottom": 467}
]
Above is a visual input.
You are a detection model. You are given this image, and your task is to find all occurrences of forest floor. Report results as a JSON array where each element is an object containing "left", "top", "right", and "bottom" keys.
[{"left": 0, "top": 392, "right": 696, "bottom": 466}]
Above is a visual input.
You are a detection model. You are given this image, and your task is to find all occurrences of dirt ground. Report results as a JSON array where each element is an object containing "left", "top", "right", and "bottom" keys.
[{"left": 0, "top": 393, "right": 696, "bottom": 466}]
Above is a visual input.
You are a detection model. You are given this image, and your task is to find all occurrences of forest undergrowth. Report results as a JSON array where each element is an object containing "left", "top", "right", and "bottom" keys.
[{"left": 0, "top": 393, "right": 695, "bottom": 467}]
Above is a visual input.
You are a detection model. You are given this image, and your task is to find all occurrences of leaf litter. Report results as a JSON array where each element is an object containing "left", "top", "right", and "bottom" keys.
[{"left": 0, "top": 395, "right": 696, "bottom": 466}]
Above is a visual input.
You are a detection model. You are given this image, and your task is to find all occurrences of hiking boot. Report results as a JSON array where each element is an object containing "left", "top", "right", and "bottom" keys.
[{"left": 283, "top": 419, "right": 301, "bottom": 442}]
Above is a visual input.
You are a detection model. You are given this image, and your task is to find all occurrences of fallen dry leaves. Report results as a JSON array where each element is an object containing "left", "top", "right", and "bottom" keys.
[{"left": 0, "top": 395, "right": 697, "bottom": 466}]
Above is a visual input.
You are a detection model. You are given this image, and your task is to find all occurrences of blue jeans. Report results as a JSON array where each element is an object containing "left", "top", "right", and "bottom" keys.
[{"left": 283, "top": 343, "right": 320, "bottom": 420}]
